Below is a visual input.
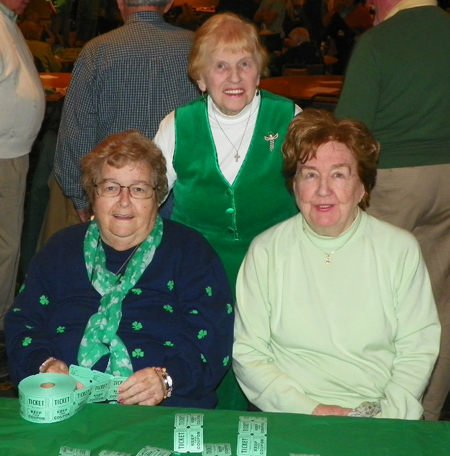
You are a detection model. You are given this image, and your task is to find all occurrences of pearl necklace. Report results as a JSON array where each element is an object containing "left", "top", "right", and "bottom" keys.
[{"left": 211, "top": 101, "right": 253, "bottom": 163}]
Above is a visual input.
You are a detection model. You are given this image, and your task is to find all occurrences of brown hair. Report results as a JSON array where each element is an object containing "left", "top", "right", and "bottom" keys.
[
  {"left": 188, "top": 12, "right": 269, "bottom": 83},
  {"left": 282, "top": 109, "right": 379, "bottom": 209},
  {"left": 81, "top": 130, "right": 168, "bottom": 206}
]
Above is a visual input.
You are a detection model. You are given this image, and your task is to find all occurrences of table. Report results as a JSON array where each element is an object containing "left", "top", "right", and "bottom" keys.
[
  {"left": 1, "top": 397, "right": 449, "bottom": 456},
  {"left": 39, "top": 73, "right": 72, "bottom": 103},
  {"left": 259, "top": 75, "right": 344, "bottom": 108}
]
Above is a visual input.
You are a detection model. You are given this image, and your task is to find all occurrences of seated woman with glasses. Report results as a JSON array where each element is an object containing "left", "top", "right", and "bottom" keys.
[{"left": 5, "top": 130, "right": 233, "bottom": 409}]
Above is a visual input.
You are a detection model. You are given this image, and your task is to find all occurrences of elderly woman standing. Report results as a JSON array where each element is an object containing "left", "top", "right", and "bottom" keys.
[
  {"left": 5, "top": 131, "right": 233, "bottom": 409},
  {"left": 154, "top": 12, "right": 300, "bottom": 409},
  {"left": 233, "top": 110, "right": 440, "bottom": 419},
  {"left": 155, "top": 12, "right": 299, "bottom": 291}
]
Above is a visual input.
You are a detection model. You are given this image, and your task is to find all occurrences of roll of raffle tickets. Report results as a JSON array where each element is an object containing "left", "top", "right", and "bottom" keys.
[
  {"left": 18, "top": 366, "right": 127, "bottom": 424},
  {"left": 19, "top": 373, "right": 79, "bottom": 423}
]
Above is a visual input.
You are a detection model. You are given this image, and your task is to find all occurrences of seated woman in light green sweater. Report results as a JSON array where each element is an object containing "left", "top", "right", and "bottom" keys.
[{"left": 233, "top": 109, "right": 441, "bottom": 420}]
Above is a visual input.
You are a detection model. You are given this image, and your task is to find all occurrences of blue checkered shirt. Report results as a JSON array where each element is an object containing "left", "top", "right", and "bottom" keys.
[{"left": 54, "top": 11, "right": 199, "bottom": 210}]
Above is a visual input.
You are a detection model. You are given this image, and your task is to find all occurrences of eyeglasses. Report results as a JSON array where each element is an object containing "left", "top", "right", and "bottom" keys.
[{"left": 94, "top": 181, "right": 155, "bottom": 199}]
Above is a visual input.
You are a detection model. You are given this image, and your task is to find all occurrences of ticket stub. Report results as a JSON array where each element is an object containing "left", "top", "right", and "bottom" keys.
[
  {"left": 174, "top": 427, "right": 203, "bottom": 453},
  {"left": 237, "top": 435, "right": 267, "bottom": 456},
  {"left": 59, "top": 447, "right": 91, "bottom": 456},
  {"left": 135, "top": 447, "right": 172, "bottom": 456},
  {"left": 74, "top": 387, "right": 91, "bottom": 412},
  {"left": 174, "top": 413, "right": 204, "bottom": 428},
  {"left": 238, "top": 417, "right": 267, "bottom": 436},
  {"left": 89, "top": 380, "right": 110, "bottom": 403},
  {"left": 98, "top": 451, "right": 132, "bottom": 456},
  {"left": 289, "top": 454, "right": 320, "bottom": 456},
  {"left": 69, "top": 365, "right": 126, "bottom": 403},
  {"left": 203, "top": 443, "right": 232, "bottom": 455},
  {"left": 239, "top": 417, "right": 267, "bottom": 422},
  {"left": 173, "top": 413, "right": 204, "bottom": 453},
  {"left": 107, "top": 376, "right": 127, "bottom": 401}
]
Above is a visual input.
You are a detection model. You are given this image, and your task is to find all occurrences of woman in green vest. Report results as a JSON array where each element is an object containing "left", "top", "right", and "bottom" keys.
[{"left": 154, "top": 12, "right": 300, "bottom": 410}]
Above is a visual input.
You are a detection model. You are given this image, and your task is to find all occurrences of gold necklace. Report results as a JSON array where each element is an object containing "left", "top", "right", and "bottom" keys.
[
  {"left": 211, "top": 100, "right": 253, "bottom": 163},
  {"left": 302, "top": 217, "right": 360, "bottom": 265}
]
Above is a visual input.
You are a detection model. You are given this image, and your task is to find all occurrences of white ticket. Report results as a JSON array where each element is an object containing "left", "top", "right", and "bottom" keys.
[
  {"left": 135, "top": 446, "right": 173, "bottom": 456},
  {"left": 203, "top": 443, "right": 232, "bottom": 455}
]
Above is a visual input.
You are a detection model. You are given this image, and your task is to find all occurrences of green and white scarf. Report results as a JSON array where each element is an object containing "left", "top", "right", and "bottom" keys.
[{"left": 78, "top": 215, "right": 164, "bottom": 376}]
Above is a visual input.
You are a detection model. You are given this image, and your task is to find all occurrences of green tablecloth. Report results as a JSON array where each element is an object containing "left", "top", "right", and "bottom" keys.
[{"left": 1, "top": 397, "right": 449, "bottom": 456}]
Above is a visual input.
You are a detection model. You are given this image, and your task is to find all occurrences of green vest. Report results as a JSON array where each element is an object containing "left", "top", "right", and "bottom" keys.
[{"left": 172, "top": 90, "right": 298, "bottom": 288}]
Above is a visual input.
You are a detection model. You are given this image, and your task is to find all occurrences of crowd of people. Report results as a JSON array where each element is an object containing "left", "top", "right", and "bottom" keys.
[{"left": 1, "top": 0, "right": 450, "bottom": 423}]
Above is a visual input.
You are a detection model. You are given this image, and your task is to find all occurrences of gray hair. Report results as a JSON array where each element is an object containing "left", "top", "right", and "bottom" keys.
[{"left": 125, "top": 0, "right": 171, "bottom": 6}]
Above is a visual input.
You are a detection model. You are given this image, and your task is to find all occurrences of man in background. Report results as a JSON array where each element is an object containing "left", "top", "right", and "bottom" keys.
[
  {"left": 0, "top": 0, "right": 45, "bottom": 372},
  {"left": 336, "top": 0, "right": 450, "bottom": 420},
  {"left": 53, "top": 0, "right": 198, "bottom": 226}
]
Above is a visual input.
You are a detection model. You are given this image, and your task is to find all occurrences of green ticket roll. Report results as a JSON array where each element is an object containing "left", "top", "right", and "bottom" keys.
[{"left": 19, "top": 373, "right": 78, "bottom": 424}]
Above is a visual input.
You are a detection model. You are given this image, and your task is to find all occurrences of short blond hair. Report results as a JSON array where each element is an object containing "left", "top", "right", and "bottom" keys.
[{"left": 188, "top": 12, "right": 269, "bottom": 82}]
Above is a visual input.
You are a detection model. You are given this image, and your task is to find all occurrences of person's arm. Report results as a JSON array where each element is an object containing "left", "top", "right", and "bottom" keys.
[
  {"left": 156, "top": 230, "right": 234, "bottom": 402},
  {"left": 233, "top": 241, "right": 323, "bottom": 414},
  {"left": 334, "top": 34, "right": 380, "bottom": 128},
  {"left": 254, "top": 0, "right": 279, "bottom": 27},
  {"left": 153, "top": 111, "right": 177, "bottom": 191},
  {"left": 44, "top": 44, "right": 62, "bottom": 72},
  {"left": 378, "top": 239, "right": 440, "bottom": 419},
  {"left": 54, "top": 47, "right": 98, "bottom": 213},
  {"left": 42, "top": 23, "right": 58, "bottom": 46},
  {"left": 4, "top": 238, "right": 65, "bottom": 385}
]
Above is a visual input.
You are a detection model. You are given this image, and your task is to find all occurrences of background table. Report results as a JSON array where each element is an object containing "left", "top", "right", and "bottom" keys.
[
  {"left": 40, "top": 73, "right": 72, "bottom": 103},
  {"left": 1, "top": 398, "right": 449, "bottom": 456},
  {"left": 259, "top": 75, "right": 344, "bottom": 110}
]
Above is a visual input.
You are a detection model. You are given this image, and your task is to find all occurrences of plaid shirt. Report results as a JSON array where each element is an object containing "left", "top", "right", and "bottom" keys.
[{"left": 54, "top": 11, "right": 199, "bottom": 210}]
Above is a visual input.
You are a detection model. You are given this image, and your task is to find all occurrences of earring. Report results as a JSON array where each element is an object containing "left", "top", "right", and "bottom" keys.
[
  {"left": 256, "top": 88, "right": 260, "bottom": 96},
  {"left": 201, "top": 91, "right": 207, "bottom": 102}
]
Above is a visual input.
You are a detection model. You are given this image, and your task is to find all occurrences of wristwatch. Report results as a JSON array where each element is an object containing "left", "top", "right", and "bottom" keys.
[{"left": 154, "top": 367, "right": 173, "bottom": 399}]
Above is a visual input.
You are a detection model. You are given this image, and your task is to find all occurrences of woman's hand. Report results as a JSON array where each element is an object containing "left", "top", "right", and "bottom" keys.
[
  {"left": 39, "top": 358, "right": 84, "bottom": 389},
  {"left": 312, "top": 404, "right": 352, "bottom": 416},
  {"left": 117, "top": 367, "right": 166, "bottom": 406},
  {"left": 40, "top": 357, "right": 70, "bottom": 375}
]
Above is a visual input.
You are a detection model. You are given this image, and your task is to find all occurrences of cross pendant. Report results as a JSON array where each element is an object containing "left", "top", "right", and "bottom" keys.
[{"left": 235, "top": 153, "right": 240, "bottom": 162}]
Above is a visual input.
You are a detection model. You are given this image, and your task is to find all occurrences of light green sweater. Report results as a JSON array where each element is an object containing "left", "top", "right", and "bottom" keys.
[
  {"left": 233, "top": 211, "right": 440, "bottom": 419},
  {"left": 335, "top": 6, "right": 450, "bottom": 169}
]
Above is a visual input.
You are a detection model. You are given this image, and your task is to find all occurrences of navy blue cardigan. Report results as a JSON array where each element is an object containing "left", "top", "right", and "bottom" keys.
[{"left": 5, "top": 219, "right": 233, "bottom": 409}]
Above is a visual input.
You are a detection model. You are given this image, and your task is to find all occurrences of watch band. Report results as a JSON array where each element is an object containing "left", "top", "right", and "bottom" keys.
[{"left": 153, "top": 367, "right": 173, "bottom": 399}]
